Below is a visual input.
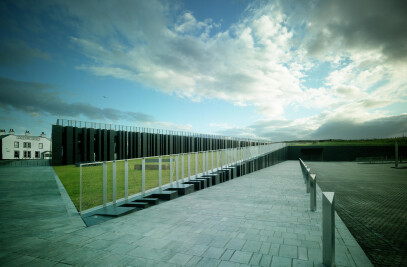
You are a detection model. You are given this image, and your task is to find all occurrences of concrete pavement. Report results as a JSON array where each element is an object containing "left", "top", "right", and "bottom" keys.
[{"left": 0, "top": 161, "right": 371, "bottom": 266}]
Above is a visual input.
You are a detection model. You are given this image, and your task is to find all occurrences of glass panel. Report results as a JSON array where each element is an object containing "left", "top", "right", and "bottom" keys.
[
  {"left": 161, "top": 155, "right": 171, "bottom": 186},
  {"left": 81, "top": 163, "right": 103, "bottom": 211},
  {"left": 116, "top": 160, "right": 125, "bottom": 200},
  {"left": 145, "top": 157, "right": 159, "bottom": 191},
  {"left": 127, "top": 158, "right": 142, "bottom": 196}
]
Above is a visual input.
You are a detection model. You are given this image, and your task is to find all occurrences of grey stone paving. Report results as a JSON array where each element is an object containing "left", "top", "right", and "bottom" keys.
[
  {"left": 306, "top": 161, "right": 407, "bottom": 266},
  {"left": 0, "top": 161, "right": 372, "bottom": 266}
]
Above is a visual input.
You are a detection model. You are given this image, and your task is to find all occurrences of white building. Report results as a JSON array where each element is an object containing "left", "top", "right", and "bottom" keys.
[{"left": 0, "top": 129, "right": 51, "bottom": 160}]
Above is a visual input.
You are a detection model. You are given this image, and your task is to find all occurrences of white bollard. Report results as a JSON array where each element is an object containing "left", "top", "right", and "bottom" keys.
[
  {"left": 322, "top": 192, "right": 335, "bottom": 267},
  {"left": 310, "top": 174, "right": 316, "bottom": 212}
]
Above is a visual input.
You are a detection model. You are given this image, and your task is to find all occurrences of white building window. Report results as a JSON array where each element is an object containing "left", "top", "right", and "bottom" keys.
[
  {"left": 14, "top": 141, "right": 19, "bottom": 148},
  {"left": 23, "top": 151, "right": 31, "bottom": 158},
  {"left": 35, "top": 151, "right": 40, "bottom": 159},
  {"left": 23, "top": 142, "right": 31, "bottom": 148},
  {"left": 14, "top": 151, "right": 20, "bottom": 159},
  {"left": 39, "top": 143, "right": 43, "bottom": 149}
]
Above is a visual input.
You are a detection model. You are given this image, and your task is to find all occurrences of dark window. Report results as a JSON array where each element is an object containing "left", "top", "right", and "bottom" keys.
[
  {"left": 14, "top": 151, "right": 19, "bottom": 158},
  {"left": 35, "top": 151, "right": 40, "bottom": 158},
  {"left": 23, "top": 142, "right": 31, "bottom": 148}
]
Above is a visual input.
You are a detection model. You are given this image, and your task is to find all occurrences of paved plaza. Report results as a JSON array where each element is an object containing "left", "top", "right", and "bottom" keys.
[
  {"left": 306, "top": 162, "right": 407, "bottom": 266},
  {"left": 0, "top": 161, "right": 372, "bottom": 266}
]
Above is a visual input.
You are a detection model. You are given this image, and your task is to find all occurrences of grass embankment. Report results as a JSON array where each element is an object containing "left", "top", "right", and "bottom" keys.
[
  {"left": 287, "top": 137, "right": 407, "bottom": 146},
  {"left": 54, "top": 152, "right": 217, "bottom": 211}
]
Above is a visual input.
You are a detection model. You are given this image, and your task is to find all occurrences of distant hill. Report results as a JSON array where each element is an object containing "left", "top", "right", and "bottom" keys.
[{"left": 286, "top": 137, "right": 407, "bottom": 146}]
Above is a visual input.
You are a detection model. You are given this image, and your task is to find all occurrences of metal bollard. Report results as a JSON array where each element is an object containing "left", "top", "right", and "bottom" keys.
[
  {"left": 306, "top": 168, "right": 310, "bottom": 193},
  {"left": 322, "top": 192, "right": 335, "bottom": 267},
  {"left": 310, "top": 174, "right": 316, "bottom": 211}
]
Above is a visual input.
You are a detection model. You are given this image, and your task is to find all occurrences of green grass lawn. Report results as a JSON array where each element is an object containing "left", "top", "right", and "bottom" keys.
[
  {"left": 54, "top": 151, "right": 225, "bottom": 212},
  {"left": 287, "top": 137, "right": 407, "bottom": 146}
]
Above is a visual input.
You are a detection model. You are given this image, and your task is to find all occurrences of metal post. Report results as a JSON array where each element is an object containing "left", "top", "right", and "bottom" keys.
[
  {"left": 211, "top": 151, "right": 214, "bottom": 172},
  {"left": 170, "top": 155, "right": 173, "bottom": 184},
  {"left": 206, "top": 151, "right": 209, "bottom": 174},
  {"left": 181, "top": 154, "right": 184, "bottom": 181},
  {"left": 103, "top": 162, "right": 107, "bottom": 207},
  {"left": 310, "top": 174, "right": 316, "bottom": 211},
  {"left": 323, "top": 192, "right": 335, "bottom": 267},
  {"left": 203, "top": 151, "right": 206, "bottom": 175},
  {"left": 195, "top": 153, "right": 198, "bottom": 178},
  {"left": 217, "top": 150, "right": 220, "bottom": 170},
  {"left": 395, "top": 141, "right": 399, "bottom": 168},
  {"left": 159, "top": 156, "right": 162, "bottom": 192},
  {"left": 142, "top": 158, "right": 146, "bottom": 195},
  {"left": 188, "top": 153, "right": 191, "bottom": 181},
  {"left": 113, "top": 160, "right": 116, "bottom": 205},
  {"left": 79, "top": 164, "right": 82, "bottom": 215},
  {"left": 125, "top": 159, "right": 128, "bottom": 202},
  {"left": 306, "top": 168, "right": 310, "bottom": 193},
  {"left": 220, "top": 150, "right": 223, "bottom": 168},
  {"left": 176, "top": 154, "right": 179, "bottom": 185}
]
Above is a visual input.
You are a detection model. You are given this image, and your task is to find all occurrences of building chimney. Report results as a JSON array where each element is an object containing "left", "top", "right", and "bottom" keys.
[
  {"left": 0, "top": 129, "right": 5, "bottom": 136},
  {"left": 41, "top": 132, "right": 46, "bottom": 138},
  {"left": 9, "top": 129, "right": 14, "bottom": 135},
  {"left": 25, "top": 130, "right": 30, "bottom": 136}
]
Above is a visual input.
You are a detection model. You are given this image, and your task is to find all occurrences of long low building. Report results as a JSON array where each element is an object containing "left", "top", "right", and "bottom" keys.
[{"left": 0, "top": 129, "right": 51, "bottom": 160}]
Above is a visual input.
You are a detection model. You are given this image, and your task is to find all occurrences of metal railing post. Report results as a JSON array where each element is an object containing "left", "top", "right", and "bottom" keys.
[
  {"left": 188, "top": 153, "right": 191, "bottom": 181},
  {"left": 125, "top": 160, "right": 128, "bottom": 203},
  {"left": 181, "top": 154, "right": 184, "bottom": 181},
  {"left": 211, "top": 150, "right": 214, "bottom": 172},
  {"left": 159, "top": 156, "right": 162, "bottom": 192},
  {"left": 202, "top": 152, "right": 205, "bottom": 174},
  {"left": 170, "top": 155, "right": 173, "bottom": 184},
  {"left": 103, "top": 162, "right": 107, "bottom": 207},
  {"left": 79, "top": 164, "right": 82, "bottom": 215},
  {"left": 195, "top": 153, "right": 198, "bottom": 178},
  {"left": 206, "top": 151, "right": 209, "bottom": 174},
  {"left": 142, "top": 158, "right": 146, "bottom": 195},
  {"left": 306, "top": 168, "right": 310, "bottom": 193},
  {"left": 176, "top": 154, "right": 179, "bottom": 185},
  {"left": 322, "top": 192, "right": 335, "bottom": 267},
  {"left": 113, "top": 160, "right": 116, "bottom": 205}
]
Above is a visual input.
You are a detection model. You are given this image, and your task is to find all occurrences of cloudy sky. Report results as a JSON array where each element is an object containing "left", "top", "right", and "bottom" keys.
[{"left": 0, "top": 0, "right": 406, "bottom": 141}]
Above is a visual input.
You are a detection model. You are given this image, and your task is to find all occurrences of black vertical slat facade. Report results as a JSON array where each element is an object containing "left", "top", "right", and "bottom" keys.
[{"left": 52, "top": 125, "right": 269, "bottom": 165}]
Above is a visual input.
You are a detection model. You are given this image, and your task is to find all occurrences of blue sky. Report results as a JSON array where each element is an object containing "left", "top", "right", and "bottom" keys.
[{"left": 0, "top": 0, "right": 406, "bottom": 141}]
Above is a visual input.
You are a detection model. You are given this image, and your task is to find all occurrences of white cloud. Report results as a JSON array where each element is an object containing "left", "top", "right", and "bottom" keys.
[{"left": 62, "top": 0, "right": 407, "bottom": 139}]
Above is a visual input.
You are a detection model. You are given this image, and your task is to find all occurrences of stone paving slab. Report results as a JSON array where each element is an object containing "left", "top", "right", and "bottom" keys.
[
  {"left": 306, "top": 161, "right": 407, "bottom": 266},
  {"left": 0, "top": 161, "right": 372, "bottom": 266}
]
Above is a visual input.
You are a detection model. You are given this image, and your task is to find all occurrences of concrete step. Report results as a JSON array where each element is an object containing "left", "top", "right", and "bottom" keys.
[
  {"left": 151, "top": 190, "right": 178, "bottom": 200},
  {"left": 136, "top": 197, "right": 160, "bottom": 205},
  {"left": 94, "top": 206, "right": 137, "bottom": 217},
  {"left": 201, "top": 174, "right": 219, "bottom": 185},
  {"left": 121, "top": 201, "right": 150, "bottom": 209},
  {"left": 195, "top": 178, "right": 208, "bottom": 188},
  {"left": 165, "top": 184, "right": 194, "bottom": 196},
  {"left": 183, "top": 181, "right": 201, "bottom": 190}
]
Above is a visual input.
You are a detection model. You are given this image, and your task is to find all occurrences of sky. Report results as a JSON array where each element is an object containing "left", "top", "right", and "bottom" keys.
[{"left": 0, "top": 0, "right": 406, "bottom": 141}]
